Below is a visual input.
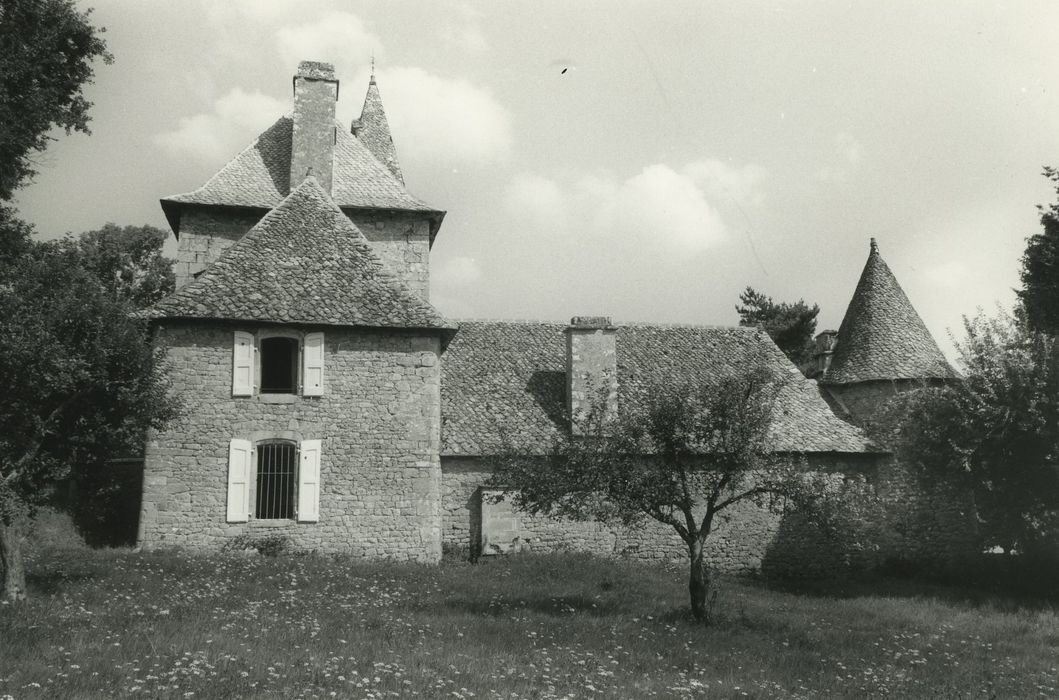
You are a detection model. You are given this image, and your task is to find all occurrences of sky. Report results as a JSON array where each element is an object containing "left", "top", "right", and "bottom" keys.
[{"left": 13, "top": 1, "right": 1059, "bottom": 359}]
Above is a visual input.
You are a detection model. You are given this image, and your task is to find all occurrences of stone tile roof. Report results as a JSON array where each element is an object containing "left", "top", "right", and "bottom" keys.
[
  {"left": 441, "top": 320, "right": 878, "bottom": 456},
  {"left": 823, "top": 240, "right": 957, "bottom": 385},
  {"left": 352, "top": 76, "right": 403, "bottom": 184},
  {"left": 160, "top": 115, "right": 439, "bottom": 232},
  {"left": 150, "top": 177, "right": 453, "bottom": 332}
]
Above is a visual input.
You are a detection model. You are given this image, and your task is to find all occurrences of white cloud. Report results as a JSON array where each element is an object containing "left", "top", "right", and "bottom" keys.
[
  {"left": 923, "top": 260, "right": 970, "bottom": 289},
  {"left": 682, "top": 159, "right": 767, "bottom": 207},
  {"left": 434, "top": 256, "right": 483, "bottom": 288},
  {"left": 276, "top": 12, "right": 382, "bottom": 79},
  {"left": 592, "top": 165, "right": 728, "bottom": 252},
  {"left": 815, "top": 132, "right": 863, "bottom": 183},
  {"left": 504, "top": 173, "right": 567, "bottom": 230},
  {"left": 354, "top": 66, "right": 511, "bottom": 165},
  {"left": 153, "top": 89, "right": 287, "bottom": 163}
]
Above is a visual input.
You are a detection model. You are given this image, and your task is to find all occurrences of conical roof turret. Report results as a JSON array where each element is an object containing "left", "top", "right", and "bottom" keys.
[
  {"left": 352, "top": 71, "right": 403, "bottom": 184},
  {"left": 823, "top": 239, "right": 956, "bottom": 384}
]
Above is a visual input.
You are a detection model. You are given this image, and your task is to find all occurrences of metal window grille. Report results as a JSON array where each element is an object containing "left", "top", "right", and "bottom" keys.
[{"left": 255, "top": 442, "right": 296, "bottom": 519}]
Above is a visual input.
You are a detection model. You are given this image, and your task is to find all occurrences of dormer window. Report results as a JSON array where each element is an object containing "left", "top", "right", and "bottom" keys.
[{"left": 232, "top": 330, "right": 325, "bottom": 397}]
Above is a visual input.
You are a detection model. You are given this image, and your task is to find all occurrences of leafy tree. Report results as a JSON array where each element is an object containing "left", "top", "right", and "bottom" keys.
[
  {"left": 736, "top": 287, "right": 820, "bottom": 374},
  {"left": 1018, "top": 167, "right": 1059, "bottom": 335},
  {"left": 69, "top": 224, "right": 175, "bottom": 308},
  {"left": 0, "top": 0, "right": 111, "bottom": 200},
  {"left": 491, "top": 365, "right": 827, "bottom": 623},
  {"left": 878, "top": 310, "right": 1059, "bottom": 560},
  {"left": 0, "top": 231, "right": 177, "bottom": 601}
]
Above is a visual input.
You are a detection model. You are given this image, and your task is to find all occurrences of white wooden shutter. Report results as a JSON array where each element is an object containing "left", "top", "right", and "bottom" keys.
[
  {"left": 297, "top": 439, "right": 321, "bottom": 522},
  {"left": 226, "top": 439, "right": 252, "bottom": 522},
  {"left": 232, "top": 331, "right": 255, "bottom": 396},
  {"left": 302, "top": 332, "right": 324, "bottom": 396}
]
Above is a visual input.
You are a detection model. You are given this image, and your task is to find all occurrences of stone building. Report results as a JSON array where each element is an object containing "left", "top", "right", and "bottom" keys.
[{"left": 139, "top": 61, "right": 974, "bottom": 570}]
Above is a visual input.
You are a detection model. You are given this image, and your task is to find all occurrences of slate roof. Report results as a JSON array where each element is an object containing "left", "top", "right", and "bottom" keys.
[
  {"left": 441, "top": 320, "right": 878, "bottom": 456},
  {"left": 159, "top": 115, "right": 441, "bottom": 235},
  {"left": 150, "top": 177, "right": 453, "bottom": 332},
  {"left": 352, "top": 76, "right": 403, "bottom": 184},
  {"left": 823, "top": 240, "right": 957, "bottom": 385}
]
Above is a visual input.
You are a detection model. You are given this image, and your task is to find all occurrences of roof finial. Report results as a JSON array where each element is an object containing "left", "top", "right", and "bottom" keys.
[
  {"left": 870, "top": 237, "right": 879, "bottom": 254},
  {"left": 370, "top": 52, "right": 376, "bottom": 84}
]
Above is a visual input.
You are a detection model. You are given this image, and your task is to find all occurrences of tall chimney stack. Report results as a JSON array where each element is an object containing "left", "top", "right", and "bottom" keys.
[
  {"left": 290, "top": 61, "right": 338, "bottom": 195},
  {"left": 565, "top": 316, "right": 618, "bottom": 435}
]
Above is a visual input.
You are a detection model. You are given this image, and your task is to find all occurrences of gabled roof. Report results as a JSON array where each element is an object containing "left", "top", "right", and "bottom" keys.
[
  {"left": 352, "top": 75, "right": 403, "bottom": 184},
  {"left": 441, "top": 320, "right": 878, "bottom": 456},
  {"left": 150, "top": 177, "right": 453, "bottom": 333},
  {"left": 823, "top": 240, "right": 956, "bottom": 384},
  {"left": 159, "top": 115, "right": 441, "bottom": 235}
]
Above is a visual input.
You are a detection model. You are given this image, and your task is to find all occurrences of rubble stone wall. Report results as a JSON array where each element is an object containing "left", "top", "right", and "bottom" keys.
[
  {"left": 140, "top": 322, "right": 443, "bottom": 562},
  {"left": 441, "top": 454, "right": 977, "bottom": 575}
]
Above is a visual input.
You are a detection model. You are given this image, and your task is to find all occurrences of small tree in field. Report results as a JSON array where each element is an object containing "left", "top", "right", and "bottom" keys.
[{"left": 491, "top": 364, "right": 819, "bottom": 623}]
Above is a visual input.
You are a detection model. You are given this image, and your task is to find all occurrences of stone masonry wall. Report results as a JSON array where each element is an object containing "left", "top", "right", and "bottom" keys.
[
  {"left": 346, "top": 210, "right": 432, "bottom": 301},
  {"left": 140, "top": 323, "right": 443, "bottom": 561},
  {"left": 174, "top": 209, "right": 265, "bottom": 289},
  {"left": 442, "top": 453, "right": 976, "bottom": 575}
]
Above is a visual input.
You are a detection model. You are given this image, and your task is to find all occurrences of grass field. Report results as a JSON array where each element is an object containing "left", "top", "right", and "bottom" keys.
[{"left": 2, "top": 542, "right": 1058, "bottom": 699}]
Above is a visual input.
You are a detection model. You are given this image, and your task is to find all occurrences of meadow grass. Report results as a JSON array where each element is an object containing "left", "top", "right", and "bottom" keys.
[{"left": 1, "top": 542, "right": 1058, "bottom": 699}]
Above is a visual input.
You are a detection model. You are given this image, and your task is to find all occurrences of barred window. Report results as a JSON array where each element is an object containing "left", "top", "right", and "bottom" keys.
[{"left": 255, "top": 441, "right": 296, "bottom": 519}]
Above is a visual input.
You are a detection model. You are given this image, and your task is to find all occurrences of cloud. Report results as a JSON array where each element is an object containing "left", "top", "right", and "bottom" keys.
[
  {"left": 592, "top": 165, "right": 728, "bottom": 252},
  {"left": 440, "top": 3, "right": 488, "bottom": 53},
  {"left": 504, "top": 173, "right": 567, "bottom": 230},
  {"left": 353, "top": 66, "right": 511, "bottom": 165},
  {"left": 815, "top": 132, "right": 864, "bottom": 183},
  {"left": 434, "top": 256, "right": 483, "bottom": 288},
  {"left": 153, "top": 89, "right": 287, "bottom": 163},
  {"left": 682, "top": 159, "right": 767, "bottom": 207},
  {"left": 923, "top": 260, "right": 970, "bottom": 289},
  {"left": 276, "top": 12, "right": 382, "bottom": 79}
]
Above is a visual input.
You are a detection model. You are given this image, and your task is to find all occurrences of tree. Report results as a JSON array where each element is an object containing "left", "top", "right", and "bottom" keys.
[
  {"left": 1018, "top": 167, "right": 1059, "bottom": 335},
  {"left": 0, "top": 232, "right": 177, "bottom": 601},
  {"left": 0, "top": 0, "right": 112, "bottom": 200},
  {"left": 68, "top": 224, "right": 175, "bottom": 308},
  {"left": 878, "top": 310, "right": 1059, "bottom": 560},
  {"left": 491, "top": 365, "right": 822, "bottom": 623},
  {"left": 736, "top": 287, "right": 820, "bottom": 374}
]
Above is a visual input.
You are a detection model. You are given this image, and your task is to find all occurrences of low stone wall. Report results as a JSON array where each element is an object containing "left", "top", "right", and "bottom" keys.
[{"left": 441, "top": 454, "right": 978, "bottom": 576}]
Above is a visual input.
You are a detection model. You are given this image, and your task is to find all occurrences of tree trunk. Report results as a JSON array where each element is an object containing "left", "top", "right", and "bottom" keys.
[
  {"left": 0, "top": 519, "right": 27, "bottom": 602},
  {"left": 688, "top": 539, "right": 711, "bottom": 623}
]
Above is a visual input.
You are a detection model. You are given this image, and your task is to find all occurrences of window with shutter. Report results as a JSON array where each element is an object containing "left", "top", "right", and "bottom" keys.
[
  {"left": 302, "top": 332, "right": 324, "bottom": 396},
  {"left": 297, "top": 439, "right": 321, "bottom": 522},
  {"left": 226, "top": 439, "right": 253, "bottom": 522},
  {"left": 232, "top": 332, "right": 255, "bottom": 396}
]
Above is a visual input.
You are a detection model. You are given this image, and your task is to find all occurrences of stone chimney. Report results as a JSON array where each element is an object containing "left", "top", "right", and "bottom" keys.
[
  {"left": 290, "top": 61, "right": 338, "bottom": 195},
  {"left": 813, "top": 330, "right": 839, "bottom": 377},
  {"left": 565, "top": 316, "right": 618, "bottom": 435}
]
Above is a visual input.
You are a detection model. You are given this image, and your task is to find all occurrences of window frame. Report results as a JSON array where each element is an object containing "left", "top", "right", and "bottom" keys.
[
  {"left": 231, "top": 329, "right": 325, "bottom": 398},
  {"left": 257, "top": 329, "right": 303, "bottom": 396}
]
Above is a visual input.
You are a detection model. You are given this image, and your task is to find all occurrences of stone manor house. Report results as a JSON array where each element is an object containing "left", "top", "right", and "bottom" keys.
[{"left": 139, "top": 61, "right": 973, "bottom": 571}]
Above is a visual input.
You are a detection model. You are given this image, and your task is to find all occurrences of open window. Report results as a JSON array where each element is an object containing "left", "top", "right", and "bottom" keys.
[
  {"left": 232, "top": 331, "right": 325, "bottom": 397},
  {"left": 260, "top": 337, "right": 298, "bottom": 394}
]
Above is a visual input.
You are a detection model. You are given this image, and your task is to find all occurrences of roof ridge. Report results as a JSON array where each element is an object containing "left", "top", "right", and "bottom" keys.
[{"left": 160, "top": 113, "right": 292, "bottom": 203}]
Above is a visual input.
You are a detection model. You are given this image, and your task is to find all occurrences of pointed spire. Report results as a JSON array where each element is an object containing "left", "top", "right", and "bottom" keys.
[
  {"left": 823, "top": 239, "right": 956, "bottom": 384},
  {"left": 351, "top": 70, "right": 403, "bottom": 184}
]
